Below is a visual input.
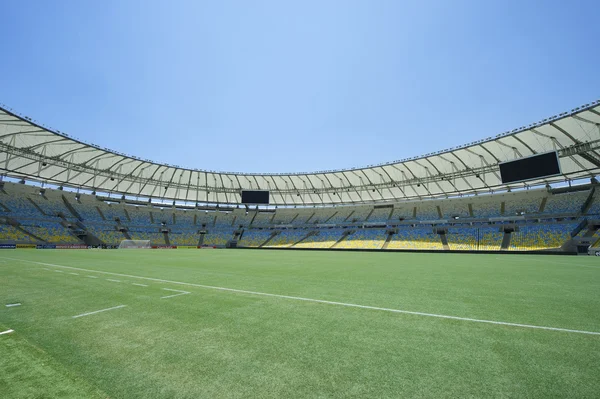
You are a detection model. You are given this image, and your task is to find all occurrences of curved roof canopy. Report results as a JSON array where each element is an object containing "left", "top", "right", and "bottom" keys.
[{"left": 1, "top": 101, "right": 600, "bottom": 206}]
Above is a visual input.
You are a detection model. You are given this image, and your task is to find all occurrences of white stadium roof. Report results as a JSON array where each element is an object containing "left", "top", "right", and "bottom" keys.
[{"left": 1, "top": 100, "right": 600, "bottom": 206}]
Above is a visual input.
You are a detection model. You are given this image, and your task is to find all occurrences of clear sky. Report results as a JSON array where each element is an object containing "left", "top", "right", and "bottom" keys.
[{"left": 1, "top": 1, "right": 598, "bottom": 174}]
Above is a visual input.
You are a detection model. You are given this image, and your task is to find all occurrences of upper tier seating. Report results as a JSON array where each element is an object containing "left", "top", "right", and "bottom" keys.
[
  {"left": 309, "top": 207, "right": 337, "bottom": 224},
  {"left": 439, "top": 201, "right": 470, "bottom": 219},
  {"left": 0, "top": 193, "right": 44, "bottom": 218},
  {"left": 102, "top": 204, "right": 127, "bottom": 221},
  {"left": 415, "top": 204, "right": 439, "bottom": 220},
  {"left": 71, "top": 201, "right": 105, "bottom": 222},
  {"left": 389, "top": 206, "right": 414, "bottom": 221},
  {"left": 543, "top": 191, "right": 588, "bottom": 214},
  {"left": 504, "top": 196, "right": 541, "bottom": 216},
  {"left": 346, "top": 207, "right": 371, "bottom": 223},
  {"left": 471, "top": 201, "right": 501, "bottom": 218},
  {"left": 367, "top": 208, "right": 391, "bottom": 223},
  {"left": 251, "top": 212, "right": 274, "bottom": 227},
  {"left": 29, "top": 195, "right": 70, "bottom": 218},
  {"left": 214, "top": 211, "right": 235, "bottom": 228},
  {"left": 327, "top": 208, "right": 355, "bottom": 224},
  {"left": 126, "top": 207, "right": 152, "bottom": 225}
]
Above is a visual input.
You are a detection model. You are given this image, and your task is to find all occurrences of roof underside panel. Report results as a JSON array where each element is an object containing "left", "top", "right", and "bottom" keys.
[{"left": 1, "top": 102, "right": 599, "bottom": 205}]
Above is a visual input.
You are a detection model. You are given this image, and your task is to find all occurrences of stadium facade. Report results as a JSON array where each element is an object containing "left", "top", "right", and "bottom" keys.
[{"left": 0, "top": 100, "right": 600, "bottom": 253}]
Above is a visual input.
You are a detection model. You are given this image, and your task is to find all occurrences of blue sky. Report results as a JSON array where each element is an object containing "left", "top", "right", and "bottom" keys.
[{"left": 1, "top": 1, "right": 598, "bottom": 174}]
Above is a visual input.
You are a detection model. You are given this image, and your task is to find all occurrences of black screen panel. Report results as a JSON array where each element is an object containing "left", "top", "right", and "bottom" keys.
[
  {"left": 499, "top": 151, "right": 561, "bottom": 184},
  {"left": 241, "top": 190, "right": 270, "bottom": 204}
]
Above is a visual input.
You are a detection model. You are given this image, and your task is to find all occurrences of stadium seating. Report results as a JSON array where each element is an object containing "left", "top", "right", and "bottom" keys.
[
  {"left": 19, "top": 220, "right": 80, "bottom": 244},
  {"left": 169, "top": 231, "right": 199, "bottom": 246},
  {"left": 367, "top": 207, "right": 391, "bottom": 223},
  {"left": 504, "top": 196, "right": 541, "bottom": 216},
  {"left": 336, "top": 229, "right": 387, "bottom": 249},
  {"left": 295, "top": 228, "right": 345, "bottom": 248},
  {"left": 270, "top": 209, "right": 298, "bottom": 225},
  {"left": 346, "top": 207, "right": 371, "bottom": 223},
  {"left": 446, "top": 227, "right": 502, "bottom": 251},
  {"left": 543, "top": 192, "right": 588, "bottom": 214},
  {"left": 387, "top": 228, "right": 443, "bottom": 250},
  {"left": 126, "top": 206, "right": 152, "bottom": 225},
  {"left": 471, "top": 201, "right": 501, "bottom": 218},
  {"left": 439, "top": 201, "right": 470, "bottom": 219},
  {"left": 389, "top": 206, "right": 414, "bottom": 221},
  {"left": 0, "top": 181, "right": 589, "bottom": 252},
  {"left": 70, "top": 200, "right": 105, "bottom": 222},
  {"left": 509, "top": 223, "right": 576, "bottom": 251},
  {"left": 102, "top": 204, "right": 127, "bottom": 221},
  {"left": 239, "top": 229, "right": 274, "bottom": 247},
  {"left": 0, "top": 193, "right": 44, "bottom": 218},
  {"left": 265, "top": 229, "right": 309, "bottom": 247},
  {"left": 86, "top": 225, "right": 126, "bottom": 245},
  {"left": 251, "top": 212, "right": 275, "bottom": 227},
  {"left": 203, "top": 228, "right": 235, "bottom": 246},
  {"left": 0, "top": 224, "right": 36, "bottom": 242},
  {"left": 309, "top": 207, "right": 337, "bottom": 224},
  {"left": 28, "top": 195, "right": 69, "bottom": 218},
  {"left": 585, "top": 192, "right": 600, "bottom": 216},
  {"left": 415, "top": 204, "right": 439, "bottom": 220},
  {"left": 327, "top": 208, "right": 355, "bottom": 224}
]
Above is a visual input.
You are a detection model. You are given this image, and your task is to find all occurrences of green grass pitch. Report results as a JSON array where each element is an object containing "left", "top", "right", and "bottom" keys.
[{"left": 1, "top": 249, "right": 599, "bottom": 398}]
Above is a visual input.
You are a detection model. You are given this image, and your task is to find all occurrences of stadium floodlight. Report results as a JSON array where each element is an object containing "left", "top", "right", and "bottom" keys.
[{"left": 118, "top": 240, "right": 151, "bottom": 249}]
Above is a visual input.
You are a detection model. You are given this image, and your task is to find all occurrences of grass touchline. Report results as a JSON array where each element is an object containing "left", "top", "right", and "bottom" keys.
[{"left": 5, "top": 256, "right": 600, "bottom": 336}]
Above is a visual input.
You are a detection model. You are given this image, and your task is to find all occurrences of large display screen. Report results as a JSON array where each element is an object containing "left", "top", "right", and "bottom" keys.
[
  {"left": 499, "top": 151, "right": 561, "bottom": 184},
  {"left": 241, "top": 190, "right": 270, "bottom": 204}
]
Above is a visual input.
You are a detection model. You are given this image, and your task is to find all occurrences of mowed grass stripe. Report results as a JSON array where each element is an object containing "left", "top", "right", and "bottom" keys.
[{"left": 5, "top": 257, "right": 600, "bottom": 336}]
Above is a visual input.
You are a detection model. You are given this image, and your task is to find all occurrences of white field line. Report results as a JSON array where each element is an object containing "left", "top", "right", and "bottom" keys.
[
  {"left": 4, "top": 257, "right": 600, "bottom": 336},
  {"left": 0, "top": 329, "right": 14, "bottom": 335},
  {"left": 53, "top": 270, "right": 64, "bottom": 273},
  {"left": 5, "top": 303, "right": 21, "bottom": 307},
  {"left": 132, "top": 283, "right": 148, "bottom": 287},
  {"left": 72, "top": 305, "right": 126, "bottom": 319},
  {"left": 106, "top": 279, "right": 121, "bottom": 283},
  {"left": 163, "top": 288, "right": 189, "bottom": 294},
  {"left": 69, "top": 272, "right": 79, "bottom": 275},
  {"left": 86, "top": 275, "right": 98, "bottom": 279},
  {"left": 161, "top": 288, "right": 190, "bottom": 299}
]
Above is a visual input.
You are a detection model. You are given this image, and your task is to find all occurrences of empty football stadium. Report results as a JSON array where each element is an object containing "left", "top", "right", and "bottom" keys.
[
  {"left": 2, "top": 99, "right": 600, "bottom": 397},
  {"left": 3, "top": 3, "right": 600, "bottom": 398}
]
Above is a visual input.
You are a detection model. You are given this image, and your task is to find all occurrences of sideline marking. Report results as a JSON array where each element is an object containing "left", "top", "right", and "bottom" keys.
[
  {"left": 132, "top": 283, "right": 148, "bottom": 287},
  {"left": 86, "top": 275, "right": 98, "bottom": 279},
  {"left": 53, "top": 270, "right": 64, "bottom": 273},
  {"left": 72, "top": 305, "right": 126, "bottom": 319},
  {"left": 0, "top": 329, "right": 14, "bottom": 335},
  {"left": 161, "top": 288, "right": 190, "bottom": 299},
  {"left": 106, "top": 279, "right": 121, "bottom": 283},
  {"left": 5, "top": 303, "right": 21, "bottom": 308},
  {"left": 69, "top": 272, "right": 79, "bottom": 275},
  {"left": 5, "top": 257, "right": 600, "bottom": 336}
]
